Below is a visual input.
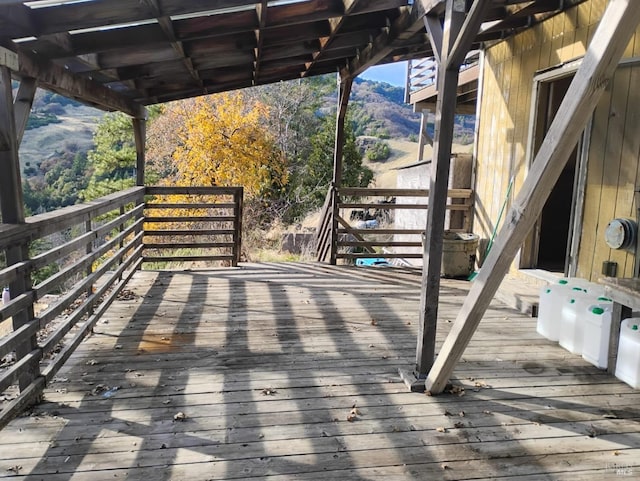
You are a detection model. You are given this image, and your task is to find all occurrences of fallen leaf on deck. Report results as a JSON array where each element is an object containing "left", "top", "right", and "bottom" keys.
[
  {"left": 370, "top": 319, "right": 378, "bottom": 326},
  {"left": 436, "top": 426, "right": 447, "bottom": 433},
  {"left": 173, "top": 412, "right": 187, "bottom": 421}
]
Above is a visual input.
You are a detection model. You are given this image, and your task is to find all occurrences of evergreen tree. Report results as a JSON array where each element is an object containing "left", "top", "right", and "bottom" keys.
[
  {"left": 82, "top": 112, "right": 137, "bottom": 200},
  {"left": 300, "top": 114, "right": 373, "bottom": 213}
]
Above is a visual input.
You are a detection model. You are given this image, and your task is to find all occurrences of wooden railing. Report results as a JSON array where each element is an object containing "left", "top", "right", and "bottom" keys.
[
  {"left": 143, "top": 187, "right": 243, "bottom": 267},
  {"left": 407, "top": 50, "right": 480, "bottom": 96},
  {"left": 0, "top": 187, "right": 145, "bottom": 428},
  {"left": 0, "top": 185, "right": 244, "bottom": 428},
  {"left": 316, "top": 187, "right": 473, "bottom": 264}
]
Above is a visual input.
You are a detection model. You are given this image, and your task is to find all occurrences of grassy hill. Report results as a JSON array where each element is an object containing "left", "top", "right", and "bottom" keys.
[{"left": 19, "top": 104, "right": 101, "bottom": 171}]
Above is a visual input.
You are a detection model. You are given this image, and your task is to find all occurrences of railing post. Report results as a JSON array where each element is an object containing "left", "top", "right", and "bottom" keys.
[
  {"left": 329, "top": 184, "right": 339, "bottom": 265},
  {"left": 1, "top": 66, "right": 38, "bottom": 392},
  {"left": 232, "top": 188, "right": 243, "bottom": 267},
  {"left": 85, "top": 219, "right": 95, "bottom": 316}
]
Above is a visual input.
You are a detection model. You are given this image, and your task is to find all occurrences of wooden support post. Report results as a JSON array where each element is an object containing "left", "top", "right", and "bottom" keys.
[
  {"left": 425, "top": 0, "right": 640, "bottom": 395},
  {"left": 329, "top": 76, "right": 353, "bottom": 266},
  {"left": 415, "top": 0, "right": 490, "bottom": 380},
  {"left": 0, "top": 66, "right": 37, "bottom": 391},
  {"left": 232, "top": 188, "right": 243, "bottom": 267},
  {"left": 0, "top": 66, "right": 25, "bottom": 225},
  {"left": 133, "top": 116, "right": 146, "bottom": 186},
  {"left": 417, "top": 109, "right": 433, "bottom": 161},
  {"left": 14, "top": 77, "right": 36, "bottom": 146}
]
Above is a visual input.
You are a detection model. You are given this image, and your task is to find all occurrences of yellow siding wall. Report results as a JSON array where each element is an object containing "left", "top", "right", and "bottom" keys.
[{"left": 475, "top": 0, "right": 640, "bottom": 280}]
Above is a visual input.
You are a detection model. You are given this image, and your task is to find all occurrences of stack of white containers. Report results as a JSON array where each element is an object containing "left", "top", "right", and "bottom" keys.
[{"left": 537, "top": 277, "right": 613, "bottom": 369}]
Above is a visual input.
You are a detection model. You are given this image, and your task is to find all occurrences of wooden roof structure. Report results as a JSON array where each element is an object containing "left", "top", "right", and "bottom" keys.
[
  {"left": 0, "top": 0, "right": 588, "bottom": 116},
  {"left": 3, "top": 0, "right": 639, "bottom": 405}
]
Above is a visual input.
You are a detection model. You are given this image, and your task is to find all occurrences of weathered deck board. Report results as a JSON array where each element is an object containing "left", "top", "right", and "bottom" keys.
[{"left": 1, "top": 262, "right": 639, "bottom": 480}]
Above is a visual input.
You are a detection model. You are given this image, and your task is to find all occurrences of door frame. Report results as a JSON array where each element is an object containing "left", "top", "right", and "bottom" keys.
[{"left": 519, "top": 58, "right": 589, "bottom": 275}]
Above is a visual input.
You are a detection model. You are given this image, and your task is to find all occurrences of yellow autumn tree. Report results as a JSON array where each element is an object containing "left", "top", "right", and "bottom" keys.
[{"left": 171, "top": 92, "right": 287, "bottom": 197}]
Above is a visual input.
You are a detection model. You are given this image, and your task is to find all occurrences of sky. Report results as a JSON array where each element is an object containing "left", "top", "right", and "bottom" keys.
[{"left": 360, "top": 61, "right": 408, "bottom": 87}]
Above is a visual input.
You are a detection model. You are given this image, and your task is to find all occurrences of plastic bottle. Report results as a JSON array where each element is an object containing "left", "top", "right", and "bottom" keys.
[
  {"left": 582, "top": 305, "right": 613, "bottom": 369},
  {"left": 1, "top": 287, "right": 9, "bottom": 306},
  {"left": 559, "top": 287, "right": 590, "bottom": 354},
  {"left": 537, "top": 279, "right": 571, "bottom": 341},
  {"left": 615, "top": 318, "right": 640, "bottom": 389}
]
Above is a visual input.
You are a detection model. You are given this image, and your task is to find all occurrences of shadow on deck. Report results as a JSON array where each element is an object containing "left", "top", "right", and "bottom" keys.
[{"left": 1, "top": 263, "right": 639, "bottom": 480}]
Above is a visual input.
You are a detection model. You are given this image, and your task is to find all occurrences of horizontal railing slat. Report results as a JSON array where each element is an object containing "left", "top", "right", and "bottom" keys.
[
  {"left": 0, "top": 292, "right": 34, "bottom": 322},
  {"left": 144, "top": 216, "right": 236, "bottom": 223},
  {"left": 142, "top": 255, "right": 234, "bottom": 263},
  {"left": 337, "top": 187, "right": 472, "bottom": 198},
  {"left": 339, "top": 253, "right": 424, "bottom": 259},
  {"left": 144, "top": 229, "right": 236, "bottom": 237},
  {"left": 143, "top": 242, "right": 234, "bottom": 249},
  {"left": 0, "top": 350, "right": 39, "bottom": 394},
  {"left": 145, "top": 203, "right": 237, "bottom": 210},
  {"left": 146, "top": 186, "right": 242, "bottom": 196}
]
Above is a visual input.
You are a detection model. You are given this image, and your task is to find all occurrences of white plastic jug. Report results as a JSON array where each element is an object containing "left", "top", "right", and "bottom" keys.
[
  {"left": 559, "top": 287, "right": 590, "bottom": 354},
  {"left": 582, "top": 304, "right": 612, "bottom": 369},
  {"left": 537, "top": 279, "right": 571, "bottom": 341},
  {"left": 615, "top": 318, "right": 640, "bottom": 389}
]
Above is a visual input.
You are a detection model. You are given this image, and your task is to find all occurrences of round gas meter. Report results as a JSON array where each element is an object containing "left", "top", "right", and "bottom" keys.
[{"left": 604, "top": 218, "right": 637, "bottom": 250}]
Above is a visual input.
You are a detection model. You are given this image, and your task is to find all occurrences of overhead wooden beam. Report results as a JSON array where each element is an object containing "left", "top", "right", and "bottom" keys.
[
  {"left": 141, "top": 0, "right": 202, "bottom": 85},
  {"left": 303, "top": 0, "right": 361, "bottom": 77},
  {"left": 424, "top": 15, "right": 443, "bottom": 63},
  {"left": 15, "top": 45, "right": 145, "bottom": 118},
  {"left": 344, "top": 6, "right": 416, "bottom": 78},
  {"left": 425, "top": 0, "right": 640, "bottom": 395},
  {"left": 446, "top": 0, "right": 491, "bottom": 70},
  {"left": 13, "top": 76, "right": 36, "bottom": 146}
]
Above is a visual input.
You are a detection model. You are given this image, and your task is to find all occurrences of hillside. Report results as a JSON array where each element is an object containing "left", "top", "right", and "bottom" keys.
[
  {"left": 19, "top": 104, "right": 101, "bottom": 170},
  {"left": 17, "top": 75, "right": 473, "bottom": 218},
  {"left": 349, "top": 78, "right": 421, "bottom": 139}
]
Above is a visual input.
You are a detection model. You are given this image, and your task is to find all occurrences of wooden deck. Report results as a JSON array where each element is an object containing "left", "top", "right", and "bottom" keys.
[{"left": 1, "top": 262, "right": 639, "bottom": 480}]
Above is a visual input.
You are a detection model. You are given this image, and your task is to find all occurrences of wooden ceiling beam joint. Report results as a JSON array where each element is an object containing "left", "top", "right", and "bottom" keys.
[{"left": 141, "top": 0, "right": 202, "bottom": 86}]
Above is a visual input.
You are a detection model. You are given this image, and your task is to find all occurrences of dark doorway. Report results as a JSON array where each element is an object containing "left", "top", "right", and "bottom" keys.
[{"left": 532, "top": 75, "right": 578, "bottom": 272}]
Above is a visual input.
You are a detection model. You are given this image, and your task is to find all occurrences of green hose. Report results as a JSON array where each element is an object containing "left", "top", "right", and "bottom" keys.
[{"left": 467, "top": 175, "right": 515, "bottom": 281}]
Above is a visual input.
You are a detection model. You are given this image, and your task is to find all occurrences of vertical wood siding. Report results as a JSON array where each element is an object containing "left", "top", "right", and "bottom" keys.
[{"left": 476, "top": 0, "right": 640, "bottom": 280}]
